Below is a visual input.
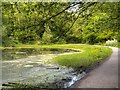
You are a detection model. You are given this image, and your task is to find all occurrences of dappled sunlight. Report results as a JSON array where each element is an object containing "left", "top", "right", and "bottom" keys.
[{"left": 1, "top": 1, "right": 119, "bottom": 89}]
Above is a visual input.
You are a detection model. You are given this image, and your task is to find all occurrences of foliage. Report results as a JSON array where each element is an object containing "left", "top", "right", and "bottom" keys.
[
  {"left": 2, "top": 2, "right": 119, "bottom": 46},
  {"left": 105, "top": 40, "right": 120, "bottom": 48}
]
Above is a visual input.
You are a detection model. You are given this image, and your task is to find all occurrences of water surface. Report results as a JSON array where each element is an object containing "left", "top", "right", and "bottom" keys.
[
  {"left": 2, "top": 48, "right": 76, "bottom": 60},
  {"left": 2, "top": 48, "right": 85, "bottom": 89}
]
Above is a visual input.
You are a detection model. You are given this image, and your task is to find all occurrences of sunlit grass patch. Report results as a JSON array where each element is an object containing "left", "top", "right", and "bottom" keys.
[
  {"left": 52, "top": 45, "right": 112, "bottom": 69},
  {"left": 3, "top": 44, "right": 112, "bottom": 69}
]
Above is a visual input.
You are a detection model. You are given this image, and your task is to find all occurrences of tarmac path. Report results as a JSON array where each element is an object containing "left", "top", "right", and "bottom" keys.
[{"left": 71, "top": 47, "right": 119, "bottom": 88}]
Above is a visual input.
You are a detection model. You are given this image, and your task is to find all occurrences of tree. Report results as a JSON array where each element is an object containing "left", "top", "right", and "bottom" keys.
[{"left": 2, "top": 2, "right": 119, "bottom": 46}]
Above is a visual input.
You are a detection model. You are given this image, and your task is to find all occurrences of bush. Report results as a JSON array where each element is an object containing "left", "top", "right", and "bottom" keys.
[
  {"left": 83, "top": 33, "right": 97, "bottom": 45},
  {"left": 2, "top": 36, "right": 18, "bottom": 47},
  {"left": 105, "top": 39, "right": 119, "bottom": 47}
]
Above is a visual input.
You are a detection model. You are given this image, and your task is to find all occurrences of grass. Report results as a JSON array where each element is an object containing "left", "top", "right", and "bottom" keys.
[
  {"left": 2, "top": 44, "right": 112, "bottom": 69},
  {"left": 52, "top": 45, "right": 112, "bottom": 69}
]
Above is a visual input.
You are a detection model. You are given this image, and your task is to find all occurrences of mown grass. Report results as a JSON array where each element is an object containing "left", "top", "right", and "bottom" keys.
[
  {"left": 52, "top": 45, "right": 112, "bottom": 69},
  {"left": 2, "top": 44, "right": 112, "bottom": 69}
]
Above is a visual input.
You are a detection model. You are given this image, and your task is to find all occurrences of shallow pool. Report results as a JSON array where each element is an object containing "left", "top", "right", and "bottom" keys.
[{"left": 2, "top": 48, "right": 85, "bottom": 89}]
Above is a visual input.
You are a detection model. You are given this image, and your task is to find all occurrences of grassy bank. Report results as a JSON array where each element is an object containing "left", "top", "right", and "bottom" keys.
[
  {"left": 2, "top": 44, "right": 112, "bottom": 69},
  {"left": 14, "top": 44, "right": 112, "bottom": 69},
  {"left": 52, "top": 45, "right": 112, "bottom": 69}
]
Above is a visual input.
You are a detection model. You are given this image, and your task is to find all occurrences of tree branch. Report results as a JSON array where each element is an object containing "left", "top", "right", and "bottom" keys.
[
  {"left": 17, "top": 3, "right": 82, "bottom": 30},
  {"left": 57, "top": 2, "right": 97, "bottom": 39},
  {"left": 68, "top": 2, "right": 96, "bottom": 31}
]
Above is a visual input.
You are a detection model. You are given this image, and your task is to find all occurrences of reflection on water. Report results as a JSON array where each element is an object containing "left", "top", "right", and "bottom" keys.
[{"left": 2, "top": 48, "right": 74, "bottom": 60}]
